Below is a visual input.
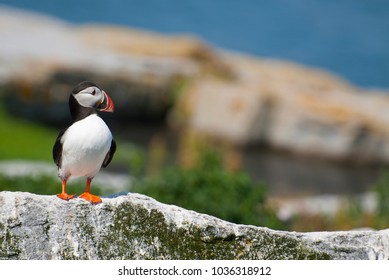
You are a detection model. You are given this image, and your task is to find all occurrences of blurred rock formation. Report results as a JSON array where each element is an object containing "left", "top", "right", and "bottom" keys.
[{"left": 1, "top": 6, "right": 389, "bottom": 164}]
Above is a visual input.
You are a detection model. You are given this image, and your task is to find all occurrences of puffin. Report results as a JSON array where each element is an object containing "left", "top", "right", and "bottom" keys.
[{"left": 53, "top": 81, "right": 116, "bottom": 204}]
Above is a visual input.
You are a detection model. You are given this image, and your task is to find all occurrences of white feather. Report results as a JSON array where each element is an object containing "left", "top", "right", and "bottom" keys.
[
  {"left": 73, "top": 86, "right": 103, "bottom": 108},
  {"left": 59, "top": 114, "right": 112, "bottom": 179}
]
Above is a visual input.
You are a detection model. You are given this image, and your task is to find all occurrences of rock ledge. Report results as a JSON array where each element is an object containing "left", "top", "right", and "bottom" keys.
[{"left": 0, "top": 191, "right": 388, "bottom": 260}]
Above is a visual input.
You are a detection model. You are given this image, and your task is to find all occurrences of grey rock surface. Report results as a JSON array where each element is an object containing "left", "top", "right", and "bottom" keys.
[{"left": 0, "top": 191, "right": 388, "bottom": 260}]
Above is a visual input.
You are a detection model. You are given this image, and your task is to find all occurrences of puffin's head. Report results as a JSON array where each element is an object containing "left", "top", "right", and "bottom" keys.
[{"left": 71, "top": 81, "right": 114, "bottom": 112}]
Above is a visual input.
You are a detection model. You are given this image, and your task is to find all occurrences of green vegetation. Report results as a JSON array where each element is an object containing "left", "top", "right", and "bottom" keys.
[
  {"left": 0, "top": 174, "right": 59, "bottom": 194},
  {"left": 0, "top": 105, "right": 57, "bottom": 161},
  {"left": 132, "top": 147, "right": 285, "bottom": 229},
  {"left": 373, "top": 169, "right": 389, "bottom": 228}
]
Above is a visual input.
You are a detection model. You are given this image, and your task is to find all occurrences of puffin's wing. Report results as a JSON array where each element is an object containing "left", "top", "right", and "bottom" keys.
[
  {"left": 102, "top": 139, "right": 116, "bottom": 168},
  {"left": 53, "top": 130, "right": 65, "bottom": 167}
]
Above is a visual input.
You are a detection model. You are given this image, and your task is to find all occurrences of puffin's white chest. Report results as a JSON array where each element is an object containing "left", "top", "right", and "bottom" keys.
[{"left": 60, "top": 114, "right": 112, "bottom": 178}]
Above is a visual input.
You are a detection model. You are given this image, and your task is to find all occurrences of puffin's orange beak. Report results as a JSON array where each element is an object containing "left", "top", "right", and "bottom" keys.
[{"left": 97, "top": 91, "right": 114, "bottom": 112}]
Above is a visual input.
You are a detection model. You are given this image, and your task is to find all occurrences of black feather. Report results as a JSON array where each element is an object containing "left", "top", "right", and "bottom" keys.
[
  {"left": 72, "top": 81, "right": 100, "bottom": 95},
  {"left": 69, "top": 81, "right": 101, "bottom": 122},
  {"left": 102, "top": 139, "right": 117, "bottom": 168},
  {"left": 69, "top": 94, "right": 95, "bottom": 123},
  {"left": 52, "top": 129, "right": 65, "bottom": 168}
]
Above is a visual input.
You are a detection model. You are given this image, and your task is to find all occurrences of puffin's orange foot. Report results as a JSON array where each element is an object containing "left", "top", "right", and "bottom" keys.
[
  {"left": 57, "top": 193, "right": 76, "bottom": 201},
  {"left": 79, "top": 192, "right": 102, "bottom": 204}
]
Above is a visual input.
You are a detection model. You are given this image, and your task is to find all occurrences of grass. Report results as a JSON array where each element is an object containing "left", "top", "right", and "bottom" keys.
[{"left": 0, "top": 104, "right": 57, "bottom": 161}]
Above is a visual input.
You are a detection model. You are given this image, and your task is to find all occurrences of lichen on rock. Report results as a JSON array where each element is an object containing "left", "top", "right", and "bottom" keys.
[{"left": 0, "top": 191, "right": 388, "bottom": 260}]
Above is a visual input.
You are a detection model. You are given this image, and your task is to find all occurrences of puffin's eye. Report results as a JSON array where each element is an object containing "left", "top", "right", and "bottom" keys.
[{"left": 91, "top": 89, "right": 96, "bottom": 95}]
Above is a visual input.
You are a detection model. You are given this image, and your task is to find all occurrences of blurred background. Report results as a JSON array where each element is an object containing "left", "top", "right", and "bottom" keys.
[{"left": 1, "top": 0, "right": 389, "bottom": 231}]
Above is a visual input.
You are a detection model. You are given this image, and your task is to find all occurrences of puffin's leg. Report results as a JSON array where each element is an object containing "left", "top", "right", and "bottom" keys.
[
  {"left": 79, "top": 178, "right": 102, "bottom": 204},
  {"left": 57, "top": 179, "right": 76, "bottom": 200}
]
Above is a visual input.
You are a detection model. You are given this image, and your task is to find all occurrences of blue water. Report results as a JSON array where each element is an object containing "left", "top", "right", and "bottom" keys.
[{"left": 1, "top": 0, "right": 389, "bottom": 89}]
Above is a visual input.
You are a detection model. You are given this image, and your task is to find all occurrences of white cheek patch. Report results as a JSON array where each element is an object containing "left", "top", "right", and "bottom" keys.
[{"left": 73, "top": 92, "right": 102, "bottom": 108}]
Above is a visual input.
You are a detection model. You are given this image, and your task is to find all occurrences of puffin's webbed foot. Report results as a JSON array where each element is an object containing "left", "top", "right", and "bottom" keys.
[
  {"left": 57, "top": 192, "right": 76, "bottom": 201},
  {"left": 57, "top": 179, "right": 75, "bottom": 201},
  {"left": 79, "top": 178, "right": 102, "bottom": 204},
  {"left": 79, "top": 192, "right": 102, "bottom": 204}
]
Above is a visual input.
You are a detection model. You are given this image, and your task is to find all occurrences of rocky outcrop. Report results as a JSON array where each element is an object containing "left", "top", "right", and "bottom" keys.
[
  {"left": 0, "top": 191, "right": 388, "bottom": 260},
  {"left": 179, "top": 58, "right": 389, "bottom": 163},
  {"left": 0, "top": 7, "right": 229, "bottom": 125},
  {"left": 2, "top": 6, "right": 389, "bottom": 163}
]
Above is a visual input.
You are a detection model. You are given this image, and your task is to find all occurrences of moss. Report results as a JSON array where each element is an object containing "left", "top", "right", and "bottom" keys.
[
  {"left": 94, "top": 201, "right": 332, "bottom": 260},
  {"left": 96, "top": 202, "right": 238, "bottom": 259},
  {"left": 0, "top": 222, "right": 22, "bottom": 259},
  {"left": 259, "top": 234, "right": 332, "bottom": 260}
]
